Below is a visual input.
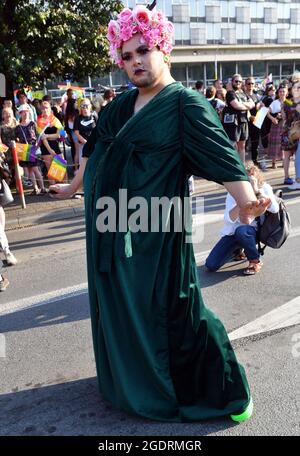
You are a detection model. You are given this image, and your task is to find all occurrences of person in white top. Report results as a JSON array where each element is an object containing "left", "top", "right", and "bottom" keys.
[
  {"left": 266, "top": 86, "right": 288, "bottom": 169},
  {"left": 205, "top": 162, "right": 279, "bottom": 275}
]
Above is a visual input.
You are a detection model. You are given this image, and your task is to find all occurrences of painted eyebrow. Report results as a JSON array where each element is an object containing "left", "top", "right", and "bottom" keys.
[{"left": 121, "top": 45, "right": 149, "bottom": 59}]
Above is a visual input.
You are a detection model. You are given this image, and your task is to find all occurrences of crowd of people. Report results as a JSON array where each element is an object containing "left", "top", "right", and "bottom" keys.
[
  {"left": 0, "top": 87, "right": 116, "bottom": 291},
  {"left": 194, "top": 73, "right": 300, "bottom": 189}
]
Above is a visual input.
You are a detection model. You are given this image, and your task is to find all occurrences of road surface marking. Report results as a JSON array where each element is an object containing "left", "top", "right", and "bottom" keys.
[
  {"left": 229, "top": 296, "right": 300, "bottom": 341},
  {"left": 0, "top": 283, "right": 88, "bottom": 316}
]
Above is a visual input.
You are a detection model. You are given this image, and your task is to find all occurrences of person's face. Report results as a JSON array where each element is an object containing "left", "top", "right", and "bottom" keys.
[
  {"left": 19, "top": 94, "right": 27, "bottom": 104},
  {"left": 20, "top": 110, "right": 29, "bottom": 122},
  {"left": 67, "top": 90, "right": 74, "bottom": 99},
  {"left": 3, "top": 110, "right": 12, "bottom": 123},
  {"left": 278, "top": 87, "right": 287, "bottom": 99},
  {"left": 41, "top": 103, "right": 52, "bottom": 117},
  {"left": 80, "top": 101, "right": 91, "bottom": 115},
  {"left": 215, "top": 80, "right": 222, "bottom": 90},
  {"left": 121, "top": 33, "right": 167, "bottom": 89},
  {"left": 292, "top": 82, "right": 300, "bottom": 101},
  {"left": 3, "top": 100, "right": 12, "bottom": 109},
  {"left": 216, "top": 89, "right": 226, "bottom": 101},
  {"left": 246, "top": 80, "right": 255, "bottom": 91},
  {"left": 232, "top": 76, "right": 243, "bottom": 91}
]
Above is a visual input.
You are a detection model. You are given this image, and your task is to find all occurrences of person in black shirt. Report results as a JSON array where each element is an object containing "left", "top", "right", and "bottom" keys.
[
  {"left": 74, "top": 98, "right": 97, "bottom": 165},
  {"left": 245, "top": 77, "right": 262, "bottom": 166},
  {"left": 223, "top": 74, "right": 255, "bottom": 163},
  {"left": 260, "top": 85, "right": 276, "bottom": 153}
]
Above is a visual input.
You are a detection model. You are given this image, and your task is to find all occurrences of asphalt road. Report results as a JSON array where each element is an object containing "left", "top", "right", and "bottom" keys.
[{"left": 0, "top": 178, "right": 299, "bottom": 436}]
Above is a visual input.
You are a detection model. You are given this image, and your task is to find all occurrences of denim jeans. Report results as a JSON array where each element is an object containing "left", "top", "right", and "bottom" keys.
[
  {"left": 205, "top": 225, "right": 259, "bottom": 272},
  {"left": 295, "top": 141, "right": 300, "bottom": 180}
]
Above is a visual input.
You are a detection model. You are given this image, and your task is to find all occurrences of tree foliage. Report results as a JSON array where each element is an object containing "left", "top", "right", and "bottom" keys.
[{"left": 0, "top": 0, "right": 123, "bottom": 91}]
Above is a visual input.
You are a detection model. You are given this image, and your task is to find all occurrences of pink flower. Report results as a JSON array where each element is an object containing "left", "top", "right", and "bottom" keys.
[
  {"left": 120, "top": 25, "right": 134, "bottom": 42},
  {"left": 134, "top": 5, "right": 151, "bottom": 28},
  {"left": 106, "top": 6, "right": 174, "bottom": 66},
  {"left": 107, "top": 20, "right": 120, "bottom": 42},
  {"left": 118, "top": 8, "right": 133, "bottom": 24},
  {"left": 165, "top": 21, "right": 174, "bottom": 35}
]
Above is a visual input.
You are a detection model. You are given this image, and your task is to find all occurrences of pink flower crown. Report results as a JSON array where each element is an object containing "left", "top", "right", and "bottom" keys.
[{"left": 107, "top": 5, "right": 174, "bottom": 67}]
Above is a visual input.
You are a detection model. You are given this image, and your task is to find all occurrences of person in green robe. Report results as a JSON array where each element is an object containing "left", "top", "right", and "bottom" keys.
[{"left": 50, "top": 4, "right": 271, "bottom": 423}]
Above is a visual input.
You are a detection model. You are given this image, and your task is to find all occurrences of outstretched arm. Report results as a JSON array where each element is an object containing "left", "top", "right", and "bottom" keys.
[
  {"left": 224, "top": 180, "right": 270, "bottom": 224},
  {"left": 49, "top": 157, "right": 88, "bottom": 199}
]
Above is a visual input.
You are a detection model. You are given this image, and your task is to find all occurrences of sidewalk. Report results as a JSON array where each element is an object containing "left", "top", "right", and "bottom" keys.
[{"left": 5, "top": 166, "right": 286, "bottom": 231}]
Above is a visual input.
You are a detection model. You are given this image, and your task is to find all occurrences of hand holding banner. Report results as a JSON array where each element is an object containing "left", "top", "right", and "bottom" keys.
[{"left": 253, "top": 107, "right": 269, "bottom": 129}]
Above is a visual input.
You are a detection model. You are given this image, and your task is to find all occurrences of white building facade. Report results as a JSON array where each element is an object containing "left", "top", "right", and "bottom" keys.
[{"left": 106, "top": 0, "right": 300, "bottom": 87}]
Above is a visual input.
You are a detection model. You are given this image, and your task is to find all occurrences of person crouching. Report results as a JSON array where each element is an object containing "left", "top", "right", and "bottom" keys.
[{"left": 205, "top": 162, "right": 279, "bottom": 275}]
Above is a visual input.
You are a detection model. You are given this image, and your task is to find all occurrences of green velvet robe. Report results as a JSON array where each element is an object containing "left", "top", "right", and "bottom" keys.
[{"left": 83, "top": 82, "right": 251, "bottom": 422}]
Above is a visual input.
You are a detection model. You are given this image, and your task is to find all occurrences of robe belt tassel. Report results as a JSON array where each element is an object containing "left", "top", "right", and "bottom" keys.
[{"left": 96, "top": 140, "right": 136, "bottom": 273}]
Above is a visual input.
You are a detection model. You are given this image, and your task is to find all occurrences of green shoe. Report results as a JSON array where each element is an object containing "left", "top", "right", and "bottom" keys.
[{"left": 230, "top": 397, "right": 253, "bottom": 423}]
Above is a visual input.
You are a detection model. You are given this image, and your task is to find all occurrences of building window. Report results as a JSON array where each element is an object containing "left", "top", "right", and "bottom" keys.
[
  {"left": 278, "top": 29, "right": 291, "bottom": 44},
  {"left": 236, "top": 7, "right": 250, "bottom": 24},
  {"left": 237, "top": 62, "right": 252, "bottom": 79},
  {"left": 190, "top": 26, "right": 206, "bottom": 45},
  {"left": 267, "top": 62, "right": 281, "bottom": 80},
  {"left": 250, "top": 27, "right": 264, "bottom": 45},
  {"left": 203, "top": 62, "right": 214, "bottom": 82},
  {"left": 188, "top": 64, "right": 205, "bottom": 84},
  {"left": 205, "top": 5, "right": 221, "bottom": 23},
  {"left": 282, "top": 61, "right": 293, "bottom": 77},
  {"left": 264, "top": 8, "right": 278, "bottom": 24},
  {"left": 221, "top": 28, "right": 236, "bottom": 45},
  {"left": 222, "top": 62, "right": 238, "bottom": 80},
  {"left": 172, "top": 4, "right": 190, "bottom": 23},
  {"left": 290, "top": 8, "right": 300, "bottom": 24},
  {"left": 171, "top": 64, "right": 186, "bottom": 84},
  {"left": 253, "top": 61, "right": 266, "bottom": 78}
]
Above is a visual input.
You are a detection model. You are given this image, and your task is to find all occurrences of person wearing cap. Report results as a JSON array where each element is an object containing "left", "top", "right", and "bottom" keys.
[
  {"left": 16, "top": 90, "right": 37, "bottom": 122},
  {"left": 50, "top": 2, "right": 272, "bottom": 423}
]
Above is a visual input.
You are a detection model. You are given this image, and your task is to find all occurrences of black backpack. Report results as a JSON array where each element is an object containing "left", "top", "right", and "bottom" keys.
[{"left": 256, "top": 190, "right": 291, "bottom": 255}]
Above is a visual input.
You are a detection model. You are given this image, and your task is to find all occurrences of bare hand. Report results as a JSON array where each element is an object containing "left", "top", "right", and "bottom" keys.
[
  {"left": 239, "top": 198, "right": 271, "bottom": 224},
  {"left": 49, "top": 183, "right": 74, "bottom": 199}
]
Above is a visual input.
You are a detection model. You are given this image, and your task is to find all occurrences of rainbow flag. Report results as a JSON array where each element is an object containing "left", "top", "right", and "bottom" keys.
[
  {"left": 15, "top": 143, "right": 38, "bottom": 162},
  {"left": 47, "top": 155, "right": 67, "bottom": 182},
  {"left": 0, "top": 144, "right": 9, "bottom": 153},
  {"left": 36, "top": 113, "right": 66, "bottom": 140}
]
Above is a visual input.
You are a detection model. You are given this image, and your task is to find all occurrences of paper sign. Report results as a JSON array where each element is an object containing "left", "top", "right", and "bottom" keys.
[{"left": 253, "top": 107, "right": 269, "bottom": 129}]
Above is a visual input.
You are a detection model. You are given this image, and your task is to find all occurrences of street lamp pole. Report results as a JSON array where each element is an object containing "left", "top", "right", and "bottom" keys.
[{"left": 214, "top": 37, "right": 225, "bottom": 80}]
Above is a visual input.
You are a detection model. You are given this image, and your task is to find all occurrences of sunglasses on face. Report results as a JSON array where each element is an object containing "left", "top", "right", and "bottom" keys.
[
  {"left": 247, "top": 82, "right": 255, "bottom": 85},
  {"left": 81, "top": 104, "right": 90, "bottom": 108}
]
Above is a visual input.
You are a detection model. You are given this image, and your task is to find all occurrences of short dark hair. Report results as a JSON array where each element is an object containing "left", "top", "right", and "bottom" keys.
[
  {"left": 16, "top": 90, "right": 26, "bottom": 100},
  {"left": 205, "top": 86, "right": 216, "bottom": 99},
  {"left": 195, "top": 80, "right": 204, "bottom": 90},
  {"left": 42, "top": 94, "right": 52, "bottom": 102}
]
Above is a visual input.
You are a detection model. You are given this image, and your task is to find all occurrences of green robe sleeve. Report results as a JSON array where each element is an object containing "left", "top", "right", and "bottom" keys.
[{"left": 182, "top": 90, "right": 249, "bottom": 184}]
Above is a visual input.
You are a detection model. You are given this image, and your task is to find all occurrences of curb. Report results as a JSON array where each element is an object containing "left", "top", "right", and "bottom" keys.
[
  {"left": 6, "top": 206, "right": 85, "bottom": 231},
  {"left": 5, "top": 169, "right": 286, "bottom": 230}
]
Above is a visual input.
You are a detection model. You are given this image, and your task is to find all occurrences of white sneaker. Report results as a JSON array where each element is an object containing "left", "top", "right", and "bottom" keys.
[
  {"left": 4, "top": 250, "right": 17, "bottom": 266},
  {"left": 288, "top": 181, "right": 300, "bottom": 190}
]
